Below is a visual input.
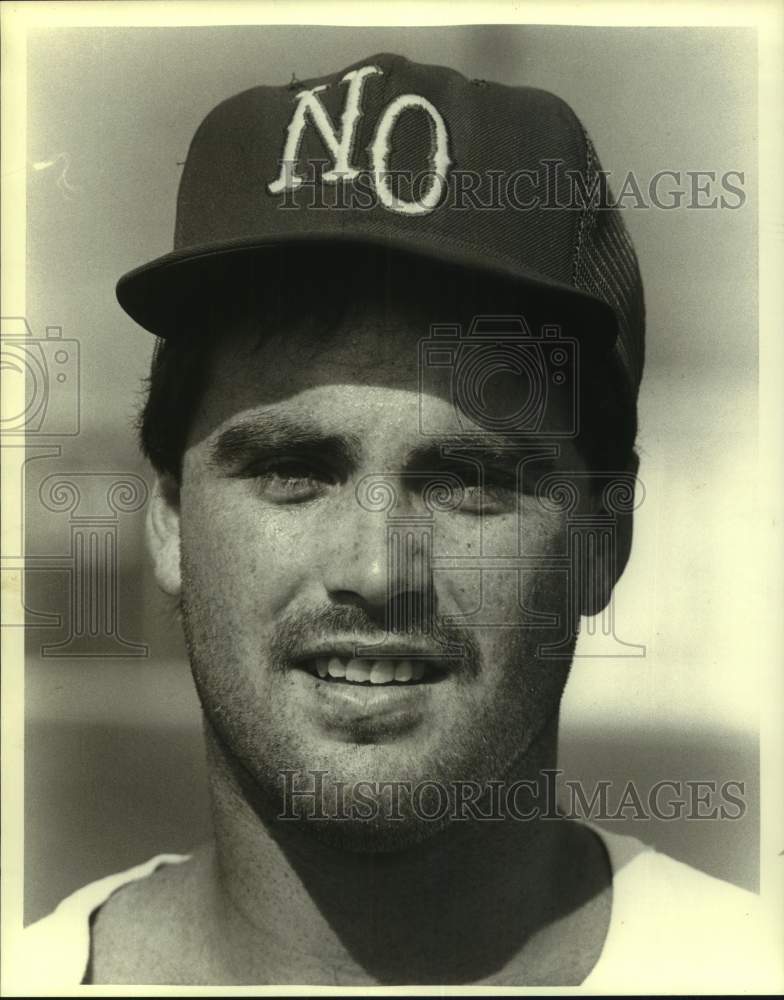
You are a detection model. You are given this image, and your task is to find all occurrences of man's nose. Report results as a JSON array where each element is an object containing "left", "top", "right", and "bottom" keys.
[{"left": 322, "top": 504, "right": 434, "bottom": 628}]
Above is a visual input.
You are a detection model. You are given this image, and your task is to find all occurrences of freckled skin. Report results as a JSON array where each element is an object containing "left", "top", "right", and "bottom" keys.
[{"left": 171, "top": 315, "right": 593, "bottom": 847}]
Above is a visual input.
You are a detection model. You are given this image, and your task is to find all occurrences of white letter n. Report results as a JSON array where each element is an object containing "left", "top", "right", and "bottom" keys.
[{"left": 268, "top": 65, "right": 382, "bottom": 194}]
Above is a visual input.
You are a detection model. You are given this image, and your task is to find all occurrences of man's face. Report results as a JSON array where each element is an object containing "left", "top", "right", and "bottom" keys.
[{"left": 153, "top": 305, "right": 600, "bottom": 847}]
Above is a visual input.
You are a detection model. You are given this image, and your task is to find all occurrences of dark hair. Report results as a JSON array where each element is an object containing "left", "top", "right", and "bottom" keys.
[{"left": 138, "top": 247, "right": 638, "bottom": 482}]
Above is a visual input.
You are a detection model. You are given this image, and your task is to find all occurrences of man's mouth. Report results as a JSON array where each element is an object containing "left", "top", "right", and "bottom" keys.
[{"left": 295, "top": 656, "right": 448, "bottom": 686}]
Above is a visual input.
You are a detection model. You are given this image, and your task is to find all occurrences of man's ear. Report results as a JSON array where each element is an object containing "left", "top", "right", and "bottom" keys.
[
  {"left": 146, "top": 473, "right": 182, "bottom": 596},
  {"left": 578, "top": 454, "right": 639, "bottom": 618}
]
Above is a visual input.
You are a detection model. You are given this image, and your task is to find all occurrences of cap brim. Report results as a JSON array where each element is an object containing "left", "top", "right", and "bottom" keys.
[{"left": 116, "top": 231, "right": 619, "bottom": 355}]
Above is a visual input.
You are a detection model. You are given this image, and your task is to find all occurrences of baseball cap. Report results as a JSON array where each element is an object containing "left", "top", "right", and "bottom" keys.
[{"left": 116, "top": 52, "right": 644, "bottom": 402}]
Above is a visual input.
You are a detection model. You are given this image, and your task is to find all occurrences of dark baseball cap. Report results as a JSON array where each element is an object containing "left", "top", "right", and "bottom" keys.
[{"left": 116, "top": 52, "right": 644, "bottom": 400}]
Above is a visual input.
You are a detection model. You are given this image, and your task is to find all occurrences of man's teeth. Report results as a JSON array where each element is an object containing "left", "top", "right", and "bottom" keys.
[
  {"left": 324, "top": 657, "right": 344, "bottom": 678},
  {"left": 312, "top": 657, "right": 427, "bottom": 684}
]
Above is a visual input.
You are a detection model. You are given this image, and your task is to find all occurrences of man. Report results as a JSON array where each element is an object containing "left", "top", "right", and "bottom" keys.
[{"left": 22, "top": 52, "right": 765, "bottom": 989}]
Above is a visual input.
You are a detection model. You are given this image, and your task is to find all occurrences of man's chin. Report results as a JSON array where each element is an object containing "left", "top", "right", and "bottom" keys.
[
  {"left": 205, "top": 719, "right": 460, "bottom": 851},
  {"left": 263, "top": 759, "right": 466, "bottom": 852}
]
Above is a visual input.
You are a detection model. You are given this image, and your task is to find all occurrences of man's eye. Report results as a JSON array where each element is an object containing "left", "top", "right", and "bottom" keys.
[
  {"left": 459, "top": 482, "right": 519, "bottom": 514},
  {"left": 417, "top": 465, "right": 541, "bottom": 514},
  {"left": 453, "top": 466, "right": 540, "bottom": 514},
  {"left": 251, "top": 460, "right": 335, "bottom": 502}
]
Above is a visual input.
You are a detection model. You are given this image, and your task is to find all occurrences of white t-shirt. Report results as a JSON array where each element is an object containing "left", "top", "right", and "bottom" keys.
[{"left": 15, "top": 826, "right": 774, "bottom": 992}]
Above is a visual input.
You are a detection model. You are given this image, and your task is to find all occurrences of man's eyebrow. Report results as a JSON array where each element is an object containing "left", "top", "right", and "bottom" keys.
[{"left": 209, "top": 413, "right": 363, "bottom": 468}]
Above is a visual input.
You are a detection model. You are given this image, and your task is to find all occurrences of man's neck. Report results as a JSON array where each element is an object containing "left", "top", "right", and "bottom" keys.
[{"left": 198, "top": 722, "right": 612, "bottom": 986}]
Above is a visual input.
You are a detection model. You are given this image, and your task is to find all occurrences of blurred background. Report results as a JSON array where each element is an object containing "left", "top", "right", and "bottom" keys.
[{"left": 20, "top": 23, "right": 758, "bottom": 922}]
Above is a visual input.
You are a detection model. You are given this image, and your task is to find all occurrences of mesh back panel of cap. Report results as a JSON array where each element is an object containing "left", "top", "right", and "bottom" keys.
[{"left": 571, "top": 131, "right": 646, "bottom": 402}]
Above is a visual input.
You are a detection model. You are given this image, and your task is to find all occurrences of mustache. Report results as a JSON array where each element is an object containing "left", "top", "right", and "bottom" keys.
[{"left": 269, "top": 604, "right": 481, "bottom": 678}]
